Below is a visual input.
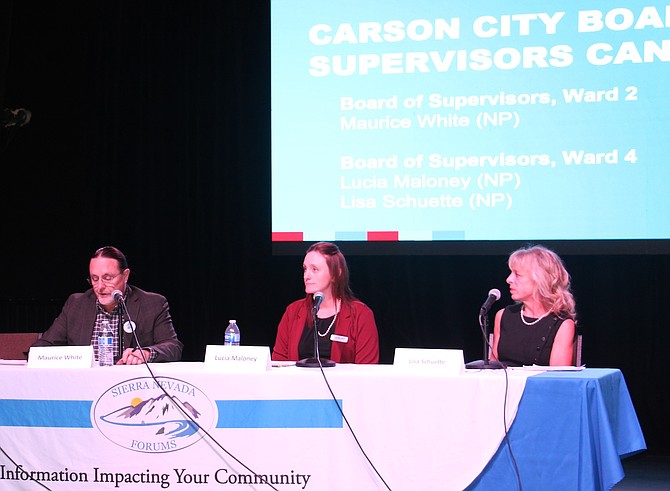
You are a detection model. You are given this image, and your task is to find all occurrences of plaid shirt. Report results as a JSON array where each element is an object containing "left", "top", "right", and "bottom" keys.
[{"left": 90, "top": 288, "right": 157, "bottom": 363}]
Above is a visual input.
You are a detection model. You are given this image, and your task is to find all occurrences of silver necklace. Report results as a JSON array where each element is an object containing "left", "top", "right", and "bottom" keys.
[
  {"left": 317, "top": 299, "right": 341, "bottom": 337},
  {"left": 520, "top": 306, "right": 549, "bottom": 326}
]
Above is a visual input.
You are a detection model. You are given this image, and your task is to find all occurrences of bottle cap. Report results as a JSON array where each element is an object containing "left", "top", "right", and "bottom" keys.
[{"left": 229, "top": 319, "right": 236, "bottom": 323}]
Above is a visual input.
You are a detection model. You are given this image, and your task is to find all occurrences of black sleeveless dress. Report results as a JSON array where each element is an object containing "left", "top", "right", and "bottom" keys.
[{"left": 497, "top": 303, "right": 570, "bottom": 366}]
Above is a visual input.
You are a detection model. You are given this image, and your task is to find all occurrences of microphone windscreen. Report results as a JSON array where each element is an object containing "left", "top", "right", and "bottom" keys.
[{"left": 489, "top": 288, "right": 501, "bottom": 300}]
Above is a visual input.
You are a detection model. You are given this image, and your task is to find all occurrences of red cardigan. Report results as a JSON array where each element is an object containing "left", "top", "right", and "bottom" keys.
[{"left": 272, "top": 298, "right": 379, "bottom": 364}]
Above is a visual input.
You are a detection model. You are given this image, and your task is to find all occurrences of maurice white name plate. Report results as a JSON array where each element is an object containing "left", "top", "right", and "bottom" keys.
[
  {"left": 204, "top": 345, "right": 271, "bottom": 372},
  {"left": 28, "top": 346, "right": 95, "bottom": 368},
  {"left": 393, "top": 348, "right": 465, "bottom": 375}
]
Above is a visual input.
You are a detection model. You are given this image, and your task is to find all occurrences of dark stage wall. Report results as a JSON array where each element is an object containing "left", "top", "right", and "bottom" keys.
[{"left": 1, "top": 2, "right": 668, "bottom": 454}]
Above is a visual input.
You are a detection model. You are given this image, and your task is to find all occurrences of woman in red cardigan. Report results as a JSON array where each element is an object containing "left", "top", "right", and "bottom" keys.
[{"left": 271, "top": 242, "right": 379, "bottom": 364}]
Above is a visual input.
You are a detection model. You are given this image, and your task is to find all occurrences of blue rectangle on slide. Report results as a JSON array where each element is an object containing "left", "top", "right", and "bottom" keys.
[
  {"left": 335, "top": 231, "right": 367, "bottom": 241},
  {"left": 433, "top": 230, "right": 466, "bottom": 240},
  {"left": 0, "top": 400, "right": 93, "bottom": 428},
  {"left": 216, "top": 399, "right": 343, "bottom": 428}
]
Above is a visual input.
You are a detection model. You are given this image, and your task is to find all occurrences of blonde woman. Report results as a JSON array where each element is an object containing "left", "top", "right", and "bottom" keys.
[{"left": 492, "top": 245, "right": 577, "bottom": 366}]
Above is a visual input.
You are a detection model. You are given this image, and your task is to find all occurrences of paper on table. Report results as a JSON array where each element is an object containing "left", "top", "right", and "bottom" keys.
[
  {"left": 271, "top": 361, "right": 296, "bottom": 367},
  {"left": 512, "top": 364, "right": 586, "bottom": 371}
]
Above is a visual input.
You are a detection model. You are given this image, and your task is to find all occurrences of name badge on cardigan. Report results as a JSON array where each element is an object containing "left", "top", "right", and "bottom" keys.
[{"left": 330, "top": 334, "right": 348, "bottom": 343}]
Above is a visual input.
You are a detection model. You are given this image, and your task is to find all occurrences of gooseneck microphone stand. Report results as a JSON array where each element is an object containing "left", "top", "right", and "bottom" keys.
[
  {"left": 296, "top": 294, "right": 336, "bottom": 368},
  {"left": 113, "top": 290, "right": 148, "bottom": 364},
  {"left": 465, "top": 309, "right": 505, "bottom": 369}
]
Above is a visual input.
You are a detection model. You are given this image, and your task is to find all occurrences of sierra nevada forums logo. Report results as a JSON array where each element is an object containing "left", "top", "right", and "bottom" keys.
[{"left": 93, "top": 376, "right": 215, "bottom": 453}]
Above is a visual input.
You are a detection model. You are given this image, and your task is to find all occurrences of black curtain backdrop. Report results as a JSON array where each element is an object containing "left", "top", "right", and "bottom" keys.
[{"left": 1, "top": 2, "right": 668, "bottom": 454}]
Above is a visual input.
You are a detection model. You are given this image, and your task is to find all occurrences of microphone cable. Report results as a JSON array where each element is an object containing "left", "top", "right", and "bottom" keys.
[
  {"left": 0, "top": 295, "right": 277, "bottom": 491},
  {"left": 116, "top": 294, "right": 280, "bottom": 491},
  {"left": 313, "top": 321, "right": 393, "bottom": 491},
  {"left": 483, "top": 325, "right": 523, "bottom": 491},
  {"left": 498, "top": 366, "right": 523, "bottom": 491},
  {"left": 0, "top": 445, "right": 54, "bottom": 491}
]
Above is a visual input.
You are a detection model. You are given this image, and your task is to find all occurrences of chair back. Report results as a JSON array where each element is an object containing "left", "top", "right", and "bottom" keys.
[
  {"left": 573, "top": 334, "right": 583, "bottom": 367},
  {"left": 0, "top": 332, "right": 41, "bottom": 360}
]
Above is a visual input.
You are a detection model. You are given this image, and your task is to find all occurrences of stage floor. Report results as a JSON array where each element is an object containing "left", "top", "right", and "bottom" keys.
[{"left": 614, "top": 453, "right": 670, "bottom": 490}]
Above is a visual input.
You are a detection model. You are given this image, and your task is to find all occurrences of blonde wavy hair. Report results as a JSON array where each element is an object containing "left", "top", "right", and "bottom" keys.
[{"left": 509, "top": 245, "right": 576, "bottom": 319}]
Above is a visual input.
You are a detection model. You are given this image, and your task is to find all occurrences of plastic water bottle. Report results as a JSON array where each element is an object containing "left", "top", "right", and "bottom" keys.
[
  {"left": 98, "top": 320, "right": 115, "bottom": 367},
  {"left": 224, "top": 320, "right": 240, "bottom": 346}
]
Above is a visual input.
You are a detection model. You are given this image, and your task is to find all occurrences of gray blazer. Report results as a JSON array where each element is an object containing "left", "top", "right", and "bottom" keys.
[{"left": 33, "top": 285, "right": 183, "bottom": 362}]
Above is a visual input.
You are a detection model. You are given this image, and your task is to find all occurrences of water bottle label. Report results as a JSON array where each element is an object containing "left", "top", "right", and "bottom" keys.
[
  {"left": 98, "top": 335, "right": 114, "bottom": 366},
  {"left": 224, "top": 333, "right": 240, "bottom": 346}
]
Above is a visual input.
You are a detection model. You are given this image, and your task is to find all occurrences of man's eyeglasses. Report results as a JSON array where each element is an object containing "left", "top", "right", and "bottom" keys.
[{"left": 87, "top": 273, "right": 123, "bottom": 285}]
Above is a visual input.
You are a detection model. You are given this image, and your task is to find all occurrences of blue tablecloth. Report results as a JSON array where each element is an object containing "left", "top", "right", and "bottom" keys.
[{"left": 467, "top": 368, "right": 646, "bottom": 491}]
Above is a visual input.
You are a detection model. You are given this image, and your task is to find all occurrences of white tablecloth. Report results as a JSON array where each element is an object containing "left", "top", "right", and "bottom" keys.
[{"left": 0, "top": 363, "right": 533, "bottom": 490}]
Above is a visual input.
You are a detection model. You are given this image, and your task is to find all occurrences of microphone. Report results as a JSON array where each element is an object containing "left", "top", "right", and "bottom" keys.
[
  {"left": 312, "top": 291, "right": 324, "bottom": 314},
  {"left": 465, "top": 288, "right": 506, "bottom": 370},
  {"left": 112, "top": 290, "right": 125, "bottom": 303},
  {"left": 480, "top": 288, "right": 501, "bottom": 314},
  {"left": 296, "top": 291, "right": 336, "bottom": 368},
  {"left": 111, "top": 289, "right": 147, "bottom": 362},
  {"left": 112, "top": 290, "right": 126, "bottom": 358},
  {"left": 2, "top": 108, "right": 32, "bottom": 128}
]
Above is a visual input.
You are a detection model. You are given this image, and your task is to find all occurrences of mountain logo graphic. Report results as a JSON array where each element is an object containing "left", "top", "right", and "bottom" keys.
[{"left": 93, "top": 376, "right": 216, "bottom": 453}]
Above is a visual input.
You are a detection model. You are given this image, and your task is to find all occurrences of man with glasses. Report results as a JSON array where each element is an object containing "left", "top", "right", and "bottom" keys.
[{"left": 32, "top": 246, "right": 183, "bottom": 364}]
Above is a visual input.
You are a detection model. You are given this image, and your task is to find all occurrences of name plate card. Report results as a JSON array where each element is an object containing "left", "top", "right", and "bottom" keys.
[
  {"left": 393, "top": 348, "right": 465, "bottom": 375},
  {"left": 28, "top": 346, "right": 95, "bottom": 368},
  {"left": 204, "top": 345, "right": 271, "bottom": 372}
]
